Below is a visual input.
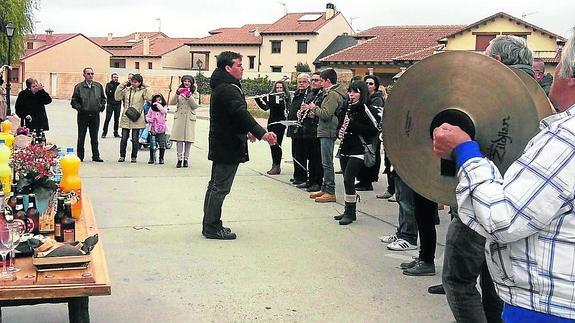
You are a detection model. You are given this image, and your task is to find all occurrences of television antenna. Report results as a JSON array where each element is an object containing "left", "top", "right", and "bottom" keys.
[
  {"left": 155, "top": 17, "right": 161, "bottom": 32},
  {"left": 278, "top": 2, "right": 288, "bottom": 15},
  {"left": 521, "top": 11, "right": 538, "bottom": 20},
  {"left": 349, "top": 17, "right": 359, "bottom": 32}
]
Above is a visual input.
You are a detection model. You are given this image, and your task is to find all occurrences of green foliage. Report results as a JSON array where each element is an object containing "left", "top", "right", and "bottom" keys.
[
  {"left": 241, "top": 76, "right": 274, "bottom": 96},
  {"left": 296, "top": 62, "right": 311, "bottom": 73},
  {"left": 0, "top": 0, "right": 37, "bottom": 65},
  {"left": 195, "top": 72, "right": 210, "bottom": 95}
]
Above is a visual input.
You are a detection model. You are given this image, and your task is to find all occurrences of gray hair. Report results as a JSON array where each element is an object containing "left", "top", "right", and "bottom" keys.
[
  {"left": 297, "top": 73, "right": 310, "bottom": 81},
  {"left": 559, "top": 27, "right": 575, "bottom": 78},
  {"left": 487, "top": 35, "right": 533, "bottom": 66}
]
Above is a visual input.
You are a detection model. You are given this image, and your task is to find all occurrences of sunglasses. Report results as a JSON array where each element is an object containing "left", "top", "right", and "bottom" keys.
[
  {"left": 86, "top": 72, "right": 94, "bottom": 75},
  {"left": 365, "top": 82, "right": 374, "bottom": 85}
]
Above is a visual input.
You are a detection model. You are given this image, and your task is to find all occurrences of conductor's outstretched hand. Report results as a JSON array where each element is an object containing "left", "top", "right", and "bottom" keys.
[{"left": 262, "top": 132, "right": 277, "bottom": 146}]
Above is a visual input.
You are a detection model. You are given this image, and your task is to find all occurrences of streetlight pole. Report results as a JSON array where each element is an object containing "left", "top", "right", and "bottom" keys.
[
  {"left": 196, "top": 59, "right": 203, "bottom": 104},
  {"left": 4, "top": 23, "right": 15, "bottom": 116}
]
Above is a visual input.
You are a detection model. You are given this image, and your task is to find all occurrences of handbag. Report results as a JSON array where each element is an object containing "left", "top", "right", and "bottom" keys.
[
  {"left": 125, "top": 107, "right": 141, "bottom": 122},
  {"left": 358, "top": 135, "right": 377, "bottom": 167}
]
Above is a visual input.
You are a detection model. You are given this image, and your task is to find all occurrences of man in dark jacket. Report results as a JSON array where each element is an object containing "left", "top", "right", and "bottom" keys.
[
  {"left": 15, "top": 78, "right": 52, "bottom": 135},
  {"left": 202, "top": 51, "right": 277, "bottom": 240},
  {"left": 102, "top": 73, "right": 122, "bottom": 138},
  {"left": 70, "top": 67, "right": 106, "bottom": 162},
  {"left": 286, "top": 74, "right": 311, "bottom": 185},
  {"left": 533, "top": 59, "right": 553, "bottom": 96}
]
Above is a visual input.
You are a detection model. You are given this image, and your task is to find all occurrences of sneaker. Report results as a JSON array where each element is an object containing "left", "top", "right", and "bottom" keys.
[
  {"left": 387, "top": 239, "right": 417, "bottom": 251},
  {"left": 388, "top": 196, "right": 397, "bottom": 202},
  {"left": 138, "top": 138, "right": 147, "bottom": 144},
  {"left": 376, "top": 191, "right": 393, "bottom": 199},
  {"left": 203, "top": 228, "right": 237, "bottom": 240},
  {"left": 379, "top": 233, "right": 398, "bottom": 243},
  {"left": 131, "top": 157, "right": 137, "bottom": 163},
  {"left": 403, "top": 260, "right": 435, "bottom": 276},
  {"left": 428, "top": 284, "right": 445, "bottom": 295},
  {"left": 400, "top": 257, "right": 419, "bottom": 269},
  {"left": 118, "top": 157, "right": 125, "bottom": 162}
]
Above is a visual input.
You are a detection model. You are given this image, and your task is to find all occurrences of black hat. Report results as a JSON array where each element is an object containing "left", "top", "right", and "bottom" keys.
[{"left": 132, "top": 74, "right": 143, "bottom": 84}]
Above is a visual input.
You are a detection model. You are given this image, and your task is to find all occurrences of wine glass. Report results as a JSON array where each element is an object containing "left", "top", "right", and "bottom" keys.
[
  {"left": 0, "top": 224, "right": 14, "bottom": 281},
  {"left": 8, "top": 223, "right": 21, "bottom": 273}
]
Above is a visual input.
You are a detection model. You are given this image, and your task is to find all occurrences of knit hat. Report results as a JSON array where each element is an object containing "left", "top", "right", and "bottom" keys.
[{"left": 132, "top": 74, "right": 143, "bottom": 84}]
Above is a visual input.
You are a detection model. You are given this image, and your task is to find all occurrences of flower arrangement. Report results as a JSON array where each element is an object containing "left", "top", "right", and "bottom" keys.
[{"left": 10, "top": 144, "right": 59, "bottom": 193}]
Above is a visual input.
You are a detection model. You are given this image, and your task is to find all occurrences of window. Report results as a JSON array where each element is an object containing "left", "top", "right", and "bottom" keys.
[
  {"left": 271, "top": 41, "right": 282, "bottom": 54},
  {"left": 248, "top": 56, "right": 255, "bottom": 69},
  {"left": 26, "top": 42, "right": 34, "bottom": 50},
  {"left": 297, "top": 40, "right": 308, "bottom": 54},
  {"left": 135, "top": 62, "right": 140, "bottom": 69},
  {"left": 271, "top": 66, "right": 283, "bottom": 73},
  {"left": 8, "top": 68, "right": 19, "bottom": 83},
  {"left": 148, "top": 62, "right": 153, "bottom": 69},
  {"left": 114, "top": 62, "right": 120, "bottom": 68},
  {"left": 475, "top": 35, "right": 496, "bottom": 51}
]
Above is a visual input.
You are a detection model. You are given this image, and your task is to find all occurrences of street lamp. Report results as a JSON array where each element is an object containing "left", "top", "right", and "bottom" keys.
[
  {"left": 196, "top": 59, "right": 203, "bottom": 71},
  {"left": 4, "top": 22, "right": 15, "bottom": 116}
]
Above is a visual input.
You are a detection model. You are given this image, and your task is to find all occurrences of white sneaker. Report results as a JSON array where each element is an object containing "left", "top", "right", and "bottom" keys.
[
  {"left": 379, "top": 233, "right": 398, "bottom": 243},
  {"left": 387, "top": 239, "right": 417, "bottom": 251}
]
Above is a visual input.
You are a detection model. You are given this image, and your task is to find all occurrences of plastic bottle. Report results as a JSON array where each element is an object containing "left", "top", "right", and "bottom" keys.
[
  {"left": 59, "top": 147, "right": 82, "bottom": 219},
  {"left": 53, "top": 151, "right": 65, "bottom": 184},
  {"left": 0, "top": 140, "right": 11, "bottom": 195},
  {"left": 0, "top": 121, "right": 14, "bottom": 151}
]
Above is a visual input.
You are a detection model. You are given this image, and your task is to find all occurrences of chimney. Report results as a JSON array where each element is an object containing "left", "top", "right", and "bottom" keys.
[
  {"left": 143, "top": 37, "right": 150, "bottom": 55},
  {"left": 253, "top": 28, "right": 260, "bottom": 37},
  {"left": 134, "top": 32, "right": 140, "bottom": 41},
  {"left": 326, "top": 3, "right": 336, "bottom": 20},
  {"left": 107, "top": 33, "right": 113, "bottom": 41},
  {"left": 45, "top": 29, "right": 54, "bottom": 43}
]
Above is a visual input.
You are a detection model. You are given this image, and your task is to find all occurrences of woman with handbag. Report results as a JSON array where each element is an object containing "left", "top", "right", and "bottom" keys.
[
  {"left": 114, "top": 74, "right": 152, "bottom": 163},
  {"left": 170, "top": 75, "right": 198, "bottom": 168},
  {"left": 334, "top": 80, "right": 381, "bottom": 225}
]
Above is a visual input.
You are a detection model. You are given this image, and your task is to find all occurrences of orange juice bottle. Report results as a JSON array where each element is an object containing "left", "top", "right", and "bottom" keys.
[
  {"left": 0, "top": 140, "right": 11, "bottom": 195},
  {"left": 59, "top": 147, "right": 82, "bottom": 219},
  {"left": 0, "top": 121, "right": 14, "bottom": 152}
]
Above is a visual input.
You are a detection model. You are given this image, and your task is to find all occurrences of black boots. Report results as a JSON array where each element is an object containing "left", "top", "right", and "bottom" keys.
[
  {"left": 148, "top": 149, "right": 155, "bottom": 164},
  {"left": 334, "top": 194, "right": 359, "bottom": 222},
  {"left": 158, "top": 149, "right": 165, "bottom": 164},
  {"left": 339, "top": 202, "right": 357, "bottom": 225}
]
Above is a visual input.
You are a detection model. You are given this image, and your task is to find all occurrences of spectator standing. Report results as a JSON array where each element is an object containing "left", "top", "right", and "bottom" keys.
[
  {"left": 102, "top": 73, "right": 122, "bottom": 138},
  {"left": 15, "top": 78, "right": 52, "bottom": 135},
  {"left": 170, "top": 75, "right": 198, "bottom": 168}
]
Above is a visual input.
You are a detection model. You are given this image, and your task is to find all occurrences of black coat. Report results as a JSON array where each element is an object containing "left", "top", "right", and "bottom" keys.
[
  {"left": 105, "top": 81, "right": 121, "bottom": 106},
  {"left": 368, "top": 91, "right": 384, "bottom": 108},
  {"left": 15, "top": 88, "right": 52, "bottom": 131},
  {"left": 286, "top": 87, "right": 310, "bottom": 138},
  {"left": 208, "top": 68, "right": 267, "bottom": 164},
  {"left": 254, "top": 94, "right": 288, "bottom": 124},
  {"left": 340, "top": 102, "right": 380, "bottom": 156},
  {"left": 301, "top": 88, "right": 323, "bottom": 139}
]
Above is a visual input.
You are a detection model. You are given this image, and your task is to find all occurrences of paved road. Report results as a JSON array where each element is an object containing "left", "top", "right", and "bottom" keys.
[{"left": 4, "top": 99, "right": 454, "bottom": 322}]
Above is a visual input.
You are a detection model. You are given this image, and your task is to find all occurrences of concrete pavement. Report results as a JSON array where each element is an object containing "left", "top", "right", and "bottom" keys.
[{"left": 3, "top": 99, "right": 455, "bottom": 322}]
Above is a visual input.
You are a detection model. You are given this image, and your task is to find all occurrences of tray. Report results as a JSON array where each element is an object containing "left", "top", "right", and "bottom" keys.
[{"left": 32, "top": 253, "right": 92, "bottom": 271}]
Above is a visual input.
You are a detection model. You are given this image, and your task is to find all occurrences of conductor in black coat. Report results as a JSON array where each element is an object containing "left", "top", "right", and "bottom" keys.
[
  {"left": 15, "top": 78, "right": 52, "bottom": 135},
  {"left": 202, "top": 51, "right": 277, "bottom": 240}
]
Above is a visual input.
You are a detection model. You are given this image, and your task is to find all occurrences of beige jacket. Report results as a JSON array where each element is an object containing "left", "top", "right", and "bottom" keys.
[
  {"left": 115, "top": 84, "right": 152, "bottom": 129},
  {"left": 170, "top": 91, "right": 199, "bottom": 142}
]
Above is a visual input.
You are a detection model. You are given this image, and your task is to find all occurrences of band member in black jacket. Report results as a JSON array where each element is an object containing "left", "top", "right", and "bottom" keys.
[
  {"left": 15, "top": 78, "right": 52, "bottom": 135},
  {"left": 203, "top": 51, "right": 277, "bottom": 240},
  {"left": 334, "top": 80, "right": 380, "bottom": 225},
  {"left": 254, "top": 80, "right": 291, "bottom": 175},
  {"left": 102, "top": 73, "right": 122, "bottom": 138},
  {"left": 286, "top": 74, "right": 311, "bottom": 185}
]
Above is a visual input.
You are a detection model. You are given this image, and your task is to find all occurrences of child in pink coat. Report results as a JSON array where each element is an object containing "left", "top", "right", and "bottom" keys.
[{"left": 145, "top": 94, "right": 168, "bottom": 164}]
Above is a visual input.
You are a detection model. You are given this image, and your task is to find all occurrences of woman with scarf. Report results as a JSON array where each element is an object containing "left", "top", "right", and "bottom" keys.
[
  {"left": 170, "top": 75, "right": 199, "bottom": 168},
  {"left": 254, "top": 80, "right": 291, "bottom": 175},
  {"left": 334, "top": 80, "right": 380, "bottom": 225}
]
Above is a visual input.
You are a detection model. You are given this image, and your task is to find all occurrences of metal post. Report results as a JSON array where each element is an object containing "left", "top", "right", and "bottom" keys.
[{"left": 5, "top": 36, "right": 11, "bottom": 116}]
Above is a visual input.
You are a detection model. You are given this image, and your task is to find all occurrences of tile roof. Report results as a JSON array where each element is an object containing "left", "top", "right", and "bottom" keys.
[
  {"left": 109, "top": 37, "right": 197, "bottom": 57},
  {"left": 321, "top": 25, "right": 463, "bottom": 63},
  {"left": 92, "top": 32, "right": 168, "bottom": 47},
  {"left": 444, "top": 12, "right": 566, "bottom": 41},
  {"left": 314, "top": 34, "right": 357, "bottom": 65},
  {"left": 260, "top": 12, "right": 338, "bottom": 34},
  {"left": 23, "top": 33, "right": 111, "bottom": 59},
  {"left": 187, "top": 24, "right": 269, "bottom": 46}
]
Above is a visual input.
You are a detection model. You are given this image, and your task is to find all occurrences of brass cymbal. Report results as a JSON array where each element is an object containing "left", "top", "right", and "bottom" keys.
[{"left": 383, "top": 51, "right": 553, "bottom": 206}]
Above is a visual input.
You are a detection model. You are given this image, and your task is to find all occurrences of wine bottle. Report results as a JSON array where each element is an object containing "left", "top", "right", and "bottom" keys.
[
  {"left": 13, "top": 196, "right": 27, "bottom": 233},
  {"left": 62, "top": 201, "right": 75, "bottom": 243},
  {"left": 54, "top": 197, "right": 65, "bottom": 242},
  {"left": 26, "top": 193, "right": 39, "bottom": 234}
]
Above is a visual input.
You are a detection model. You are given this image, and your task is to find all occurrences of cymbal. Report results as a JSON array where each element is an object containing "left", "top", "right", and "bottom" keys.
[{"left": 383, "top": 51, "right": 553, "bottom": 206}]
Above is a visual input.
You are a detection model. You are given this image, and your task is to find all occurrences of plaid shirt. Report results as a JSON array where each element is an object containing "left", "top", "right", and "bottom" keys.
[{"left": 456, "top": 104, "right": 575, "bottom": 319}]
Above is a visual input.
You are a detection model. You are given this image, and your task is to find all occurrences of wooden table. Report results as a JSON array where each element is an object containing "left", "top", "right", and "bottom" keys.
[{"left": 0, "top": 194, "right": 111, "bottom": 323}]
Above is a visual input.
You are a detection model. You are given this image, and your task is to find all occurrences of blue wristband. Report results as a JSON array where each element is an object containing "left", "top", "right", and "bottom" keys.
[{"left": 454, "top": 141, "right": 483, "bottom": 168}]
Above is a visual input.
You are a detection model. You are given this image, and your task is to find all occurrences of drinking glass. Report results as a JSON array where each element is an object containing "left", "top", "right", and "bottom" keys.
[
  {"left": 8, "top": 223, "right": 21, "bottom": 273},
  {"left": 0, "top": 224, "right": 14, "bottom": 281}
]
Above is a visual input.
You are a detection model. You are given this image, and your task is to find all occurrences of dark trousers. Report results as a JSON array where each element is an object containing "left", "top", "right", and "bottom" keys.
[
  {"left": 120, "top": 128, "right": 141, "bottom": 159},
  {"left": 443, "top": 216, "right": 503, "bottom": 323},
  {"left": 413, "top": 193, "right": 437, "bottom": 263},
  {"left": 268, "top": 124, "right": 285, "bottom": 166},
  {"left": 394, "top": 176, "right": 418, "bottom": 245},
  {"left": 357, "top": 141, "right": 381, "bottom": 183},
  {"left": 291, "top": 137, "right": 307, "bottom": 182},
  {"left": 340, "top": 156, "right": 364, "bottom": 195},
  {"left": 76, "top": 113, "right": 100, "bottom": 160},
  {"left": 384, "top": 156, "right": 395, "bottom": 194},
  {"left": 202, "top": 162, "right": 239, "bottom": 233},
  {"left": 102, "top": 103, "right": 121, "bottom": 135},
  {"left": 303, "top": 137, "right": 322, "bottom": 186}
]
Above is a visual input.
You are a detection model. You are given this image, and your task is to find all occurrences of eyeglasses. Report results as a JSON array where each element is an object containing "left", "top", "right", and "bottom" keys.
[
  {"left": 365, "top": 82, "right": 374, "bottom": 85},
  {"left": 86, "top": 73, "right": 94, "bottom": 75}
]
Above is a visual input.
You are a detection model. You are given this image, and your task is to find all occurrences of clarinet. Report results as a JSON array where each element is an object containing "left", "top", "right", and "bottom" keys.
[{"left": 297, "top": 89, "right": 321, "bottom": 125}]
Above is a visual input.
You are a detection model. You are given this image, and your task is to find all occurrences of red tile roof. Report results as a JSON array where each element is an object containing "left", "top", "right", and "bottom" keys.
[
  {"left": 23, "top": 33, "right": 112, "bottom": 59},
  {"left": 109, "top": 37, "right": 197, "bottom": 57},
  {"left": 92, "top": 32, "right": 168, "bottom": 47},
  {"left": 260, "top": 12, "right": 339, "bottom": 34},
  {"left": 188, "top": 24, "right": 269, "bottom": 46},
  {"left": 321, "top": 25, "right": 463, "bottom": 63},
  {"left": 444, "top": 12, "right": 566, "bottom": 41}
]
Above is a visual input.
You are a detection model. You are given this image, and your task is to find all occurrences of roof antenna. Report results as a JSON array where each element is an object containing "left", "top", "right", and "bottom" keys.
[
  {"left": 521, "top": 11, "right": 538, "bottom": 20},
  {"left": 155, "top": 17, "right": 161, "bottom": 32},
  {"left": 278, "top": 1, "right": 288, "bottom": 15}
]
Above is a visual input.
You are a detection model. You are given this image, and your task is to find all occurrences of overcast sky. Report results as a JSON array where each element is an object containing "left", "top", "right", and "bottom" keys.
[{"left": 32, "top": 0, "right": 574, "bottom": 38}]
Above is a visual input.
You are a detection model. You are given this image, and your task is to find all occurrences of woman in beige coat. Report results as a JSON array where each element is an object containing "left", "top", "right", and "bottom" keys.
[
  {"left": 114, "top": 74, "right": 152, "bottom": 163},
  {"left": 170, "top": 75, "right": 198, "bottom": 168}
]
